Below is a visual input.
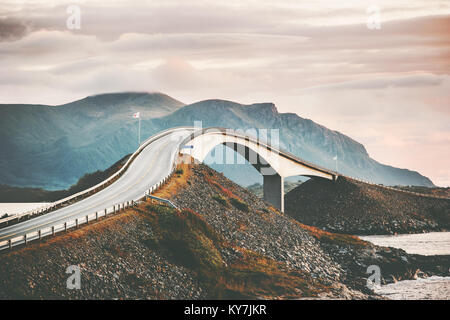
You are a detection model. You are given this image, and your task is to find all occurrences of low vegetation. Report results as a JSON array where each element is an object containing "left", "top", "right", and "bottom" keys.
[
  {"left": 1, "top": 162, "right": 448, "bottom": 299},
  {"left": 294, "top": 221, "right": 369, "bottom": 247},
  {"left": 212, "top": 194, "right": 227, "bottom": 206},
  {"left": 151, "top": 163, "right": 192, "bottom": 199},
  {"left": 229, "top": 198, "right": 249, "bottom": 212},
  {"left": 139, "top": 203, "right": 329, "bottom": 299}
]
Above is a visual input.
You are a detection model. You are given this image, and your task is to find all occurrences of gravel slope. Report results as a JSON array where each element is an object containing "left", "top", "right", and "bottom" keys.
[
  {"left": 285, "top": 176, "right": 450, "bottom": 235},
  {"left": 0, "top": 164, "right": 448, "bottom": 299}
]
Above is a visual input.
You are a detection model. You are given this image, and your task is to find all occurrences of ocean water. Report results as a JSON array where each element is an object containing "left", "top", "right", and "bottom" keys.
[
  {"left": 360, "top": 232, "right": 450, "bottom": 300},
  {"left": 0, "top": 203, "right": 50, "bottom": 216},
  {"left": 360, "top": 232, "right": 450, "bottom": 256},
  {"left": 373, "top": 276, "right": 450, "bottom": 300}
]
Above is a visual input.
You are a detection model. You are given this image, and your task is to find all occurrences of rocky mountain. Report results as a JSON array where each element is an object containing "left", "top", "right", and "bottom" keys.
[
  {"left": 0, "top": 93, "right": 434, "bottom": 191},
  {"left": 150, "top": 99, "right": 434, "bottom": 187},
  {"left": 0, "top": 92, "right": 184, "bottom": 189}
]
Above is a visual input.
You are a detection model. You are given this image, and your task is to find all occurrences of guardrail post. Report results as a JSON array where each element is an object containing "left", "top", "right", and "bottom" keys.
[
  {"left": 86, "top": 215, "right": 89, "bottom": 224},
  {"left": 96, "top": 212, "right": 98, "bottom": 221},
  {"left": 105, "top": 208, "right": 107, "bottom": 216},
  {"left": 114, "top": 205, "right": 116, "bottom": 214},
  {"left": 52, "top": 226, "right": 55, "bottom": 236},
  {"left": 64, "top": 222, "right": 67, "bottom": 232},
  {"left": 38, "top": 230, "right": 41, "bottom": 240},
  {"left": 8, "top": 239, "right": 11, "bottom": 249},
  {"left": 75, "top": 218, "right": 78, "bottom": 228},
  {"left": 23, "top": 234, "right": 27, "bottom": 245}
]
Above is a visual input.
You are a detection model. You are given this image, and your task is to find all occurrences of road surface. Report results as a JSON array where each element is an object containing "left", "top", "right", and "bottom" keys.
[{"left": 0, "top": 128, "right": 193, "bottom": 247}]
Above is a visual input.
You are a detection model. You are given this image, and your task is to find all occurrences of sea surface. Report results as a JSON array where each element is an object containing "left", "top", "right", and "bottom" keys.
[
  {"left": 372, "top": 276, "right": 450, "bottom": 300},
  {"left": 360, "top": 232, "right": 450, "bottom": 300},
  {"left": 360, "top": 232, "right": 450, "bottom": 256},
  {"left": 0, "top": 203, "right": 50, "bottom": 216}
]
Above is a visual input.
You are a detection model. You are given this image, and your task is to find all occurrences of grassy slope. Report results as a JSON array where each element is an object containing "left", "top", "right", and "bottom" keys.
[{"left": 137, "top": 204, "right": 330, "bottom": 299}]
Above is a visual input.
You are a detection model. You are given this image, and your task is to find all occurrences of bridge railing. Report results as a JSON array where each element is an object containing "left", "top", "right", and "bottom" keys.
[
  {"left": 0, "top": 132, "right": 184, "bottom": 251},
  {"left": 0, "top": 200, "right": 139, "bottom": 251},
  {"left": 0, "top": 127, "right": 194, "bottom": 228},
  {"left": 180, "top": 127, "right": 449, "bottom": 200},
  {"left": 180, "top": 127, "right": 338, "bottom": 178},
  {"left": 145, "top": 195, "right": 178, "bottom": 209},
  {"left": 1, "top": 125, "right": 447, "bottom": 244}
]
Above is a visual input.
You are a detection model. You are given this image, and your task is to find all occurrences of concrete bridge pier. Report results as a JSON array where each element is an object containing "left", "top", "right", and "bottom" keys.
[{"left": 263, "top": 173, "right": 284, "bottom": 212}]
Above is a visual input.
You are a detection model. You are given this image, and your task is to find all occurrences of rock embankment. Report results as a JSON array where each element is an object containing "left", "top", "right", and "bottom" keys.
[
  {"left": 168, "top": 164, "right": 449, "bottom": 296},
  {"left": 0, "top": 211, "right": 205, "bottom": 299},
  {"left": 285, "top": 176, "right": 450, "bottom": 235},
  {"left": 0, "top": 163, "right": 448, "bottom": 299}
]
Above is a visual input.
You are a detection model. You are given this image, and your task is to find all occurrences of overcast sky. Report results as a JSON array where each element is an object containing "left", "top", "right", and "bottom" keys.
[{"left": 1, "top": 0, "right": 449, "bottom": 186}]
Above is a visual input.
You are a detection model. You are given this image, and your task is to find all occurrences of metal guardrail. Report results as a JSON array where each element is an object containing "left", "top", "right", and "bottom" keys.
[
  {"left": 180, "top": 127, "right": 338, "bottom": 178},
  {"left": 145, "top": 195, "right": 178, "bottom": 209},
  {"left": 1, "top": 126, "right": 448, "bottom": 251},
  {"left": 0, "top": 200, "right": 137, "bottom": 251},
  {"left": 181, "top": 127, "right": 449, "bottom": 200},
  {"left": 0, "top": 127, "right": 195, "bottom": 228},
  {"left": 0, "top": 128, "right": 189, "bottom": 251},
  {"left": 0, "top": 152, "right": 180, "bottom": 251}
]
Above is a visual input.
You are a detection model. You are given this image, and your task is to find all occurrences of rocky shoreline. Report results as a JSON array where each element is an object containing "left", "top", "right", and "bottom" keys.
[
  {"left": 168, "top": 165, "right": 449, "bottom": 296},
  {"left": 0, "top": 164, "right": 448, "bottom": 299}
]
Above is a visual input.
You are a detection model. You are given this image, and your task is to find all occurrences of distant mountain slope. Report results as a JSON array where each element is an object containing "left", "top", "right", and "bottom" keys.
[
  {"left": 0, "top": 94, "right": 434, "bottom": 190},
  {"left": 0, "top": 154, "right": 131, "bottom": 203},
  {"left": 149, "top": 99, "right": 434, "bottom": 187},
  {"left": 0, "top": 92, "right": 184, "bottom": 189}
]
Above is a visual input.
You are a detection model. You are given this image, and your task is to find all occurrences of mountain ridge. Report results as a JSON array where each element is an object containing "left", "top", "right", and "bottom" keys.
[
  {"left": 152, "top": 98, "right": 432, "bottom": 187},
  {"left": 0, "top": 92, "right": 434, "bottom": 189}
]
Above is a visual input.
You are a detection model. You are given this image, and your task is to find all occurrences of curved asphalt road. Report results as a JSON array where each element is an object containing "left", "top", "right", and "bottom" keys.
[{"left": 0, "top": 128, "right": 194, "bottom": 246}]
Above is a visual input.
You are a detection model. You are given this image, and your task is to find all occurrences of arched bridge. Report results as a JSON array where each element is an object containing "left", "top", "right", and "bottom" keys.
[
  {"left": 2, "top": 126, "right": 443, "bottom": 250},
  {"left": 179, "top": 127, "right": 338, "bottom": 212},
  {"left": 0, "top": 126, "right": 338, "bottom": 249}
]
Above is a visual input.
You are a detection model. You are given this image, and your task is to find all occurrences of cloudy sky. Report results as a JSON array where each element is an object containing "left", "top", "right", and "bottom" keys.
[{"left": 1, "top": 0, "right": 449, "bottom": 186}]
